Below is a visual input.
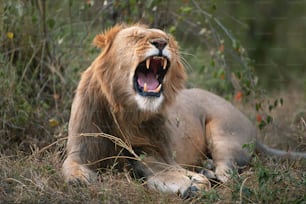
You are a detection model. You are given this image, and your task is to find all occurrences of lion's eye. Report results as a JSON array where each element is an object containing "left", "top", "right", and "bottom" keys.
[
  {"left": 129, "top": 33, "right": 145, "bottom": 43},
  {"left": 137, "top": 33, "right": 145, "bottom": 38},
  {"left": 135, "top": 34, "right": 145, "bottom": 42}
]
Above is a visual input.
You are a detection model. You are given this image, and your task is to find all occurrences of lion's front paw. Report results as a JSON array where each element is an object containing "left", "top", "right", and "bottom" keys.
[
  {"left": 215, "top": 163, "right": 232, "bottom": 183},
  {"left": 62, "top": 158, "right": 96, "bottom": 185},
  {"left": 147, "top": 169, "right": 211, "bottom": 198},
  {"left": 181, "top": 172, "right": 211, "bottom": 199}
]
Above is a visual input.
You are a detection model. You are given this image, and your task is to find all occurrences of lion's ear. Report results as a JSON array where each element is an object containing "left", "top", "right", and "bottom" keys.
[{"left": 93, "top": 24, "right": 125, "bottom": 48}]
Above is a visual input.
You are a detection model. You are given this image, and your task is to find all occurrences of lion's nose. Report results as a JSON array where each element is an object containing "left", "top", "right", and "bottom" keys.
[{"left": 150, "top": 38, "right": 168, "bottom": 51}]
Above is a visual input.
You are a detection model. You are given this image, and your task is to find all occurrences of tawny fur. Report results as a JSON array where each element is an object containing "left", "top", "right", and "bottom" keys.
[{"left": 62, "top": 24, "right": 306, "bottom": 197}]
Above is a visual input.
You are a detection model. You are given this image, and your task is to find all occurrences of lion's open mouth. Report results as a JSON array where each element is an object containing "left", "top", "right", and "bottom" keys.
[{"left": 134, "top": 56, "right": 170, "bottom": 97}]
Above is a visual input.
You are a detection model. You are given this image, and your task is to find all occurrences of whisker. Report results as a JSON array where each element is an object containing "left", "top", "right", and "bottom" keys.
[
  {"left": 180, "top": 56, "right": 192, "bottom": 72},
  {"left": 168, "top": 47, "right": 194, "bottom": 71},
  {"left": 180, "top": 51, "right": 196, "bottom": 58},
  {"left": 179, "top": 50, "right": 197, "bottom": 71}
]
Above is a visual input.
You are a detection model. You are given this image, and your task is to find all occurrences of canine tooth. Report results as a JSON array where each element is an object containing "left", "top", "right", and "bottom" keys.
[
  {"left": 144, "top": 83, "right": 148, "bottom": 92},
  {"left": 154, "top": 84, "right": 162, "bottom": 92},
  {"left": 163, "top": 58, "right": 167, "bottom": 69},
  {"left": 146, "top": 58, "right": 150, "bottom": 69}
]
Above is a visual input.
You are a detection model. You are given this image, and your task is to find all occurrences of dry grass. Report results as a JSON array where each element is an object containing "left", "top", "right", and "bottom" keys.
[
  {"left": 1, "top": 94, "right": 305, "bottom": 204},
  {"left": 0, "top": 144, "right": 182, "bottom": 204},
  {"left": 0, "top": 143, "right": 305, "bottom": 203}
]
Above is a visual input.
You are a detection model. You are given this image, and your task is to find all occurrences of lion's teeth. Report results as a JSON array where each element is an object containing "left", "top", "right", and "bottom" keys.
[
  {"left": 154, "top": 84, "right": 162, "bottom": 93},
  {"left": 143, "top": 83, "right": 148, "bottom": 92},
  {"left": 143, "top": 83, "right": 161, "bottom": 93},
  {"left": 163, "top": 58, "right": 167, "bottom": 69},
  {"left": 146, "top": 58, "right": 150, "bottom": 69}
]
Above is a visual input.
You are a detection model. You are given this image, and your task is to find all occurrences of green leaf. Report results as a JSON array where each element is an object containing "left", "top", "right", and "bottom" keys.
[
  {"left": 169, "top": 25, "right": 176, "bottom": 34},
  {"left": 32, "top": 15, "right": 37, "bottom": 23},
  {"left": 210, "top": 58, "right": 215, "bottom": 67},
  {"left": 47, "top": 18, "right": 55, "bottom": 29},
  {"left": 235, "top": 71, "right": 242, "bottom": 79},
  {"left": 280, "top": 98, "right": 284, "bottom": 106},
  {"left": 232, "top": 40, "right": 238, "bottom": 50},
  {"left": 258, "top": 120, "right": 266, "bottom": 129},
  {"left": 274, "top": 99, "right": 278, "bottom": 107},
  {"left": 211, "top": 4, "right": 217, "bottom": 11},
  {"left": 266, "top": 115, "right": 273, "bottom": 124},
  {"left": 180, "top": 6, "right": 192, "bottom": 13},
  {"left": 242, "top": 187, "right": 252, "bottom": 197},
  {"left": 139, "top": 154, "right": 146, "bottom": 160}
]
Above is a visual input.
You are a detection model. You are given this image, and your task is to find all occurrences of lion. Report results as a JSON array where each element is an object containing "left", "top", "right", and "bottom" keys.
[{"left": 62, "top": 23, "right": 306, "bottom": 198}]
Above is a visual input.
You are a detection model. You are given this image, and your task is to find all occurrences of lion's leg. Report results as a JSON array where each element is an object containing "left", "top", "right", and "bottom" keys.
[
  {"left": 62, "top": 134, "right": 116, "bottom": 185},
  {"left": 63, "top": 90, "right": 120, "bottom": 184},
  {"left": 62, "top": 155, "right": 97, "bottom": 185},
  {"left": 207, "top": 123, "right": 251, "bottom": 182},
  {"left": 213, "top": 143, "right": 251, "bottom": 182},
  {"left": 211, "top": 154, "right": 238, "bottom": 183},
  {"left": 62, "top": 135, "right": 98, "bottom": 185}
]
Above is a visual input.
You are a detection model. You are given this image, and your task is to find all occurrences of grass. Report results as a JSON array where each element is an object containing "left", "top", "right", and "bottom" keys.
[
  {"left": 1, "top": 96, "right": 305, "bottom": 203},
  {"left": 0, "top": 144, "right": 182, "bottom": 203},
  {"left": 0, "top": 140, "right": 305, "bottom": 203}
]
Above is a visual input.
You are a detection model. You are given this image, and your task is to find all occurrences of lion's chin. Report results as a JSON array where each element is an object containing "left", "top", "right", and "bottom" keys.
[{"left": 134, "top": 94, "right": 164, "bottom": 112}]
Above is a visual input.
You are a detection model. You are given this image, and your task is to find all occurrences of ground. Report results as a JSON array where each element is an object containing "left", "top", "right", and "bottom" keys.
[{"left": 0, "top": 92, "right": 305, "bottom": 204}]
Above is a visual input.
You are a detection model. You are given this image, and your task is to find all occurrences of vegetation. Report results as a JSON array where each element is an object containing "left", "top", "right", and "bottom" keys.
[{"left": 1, "top": 1, "right": 305, "bottom": 203}]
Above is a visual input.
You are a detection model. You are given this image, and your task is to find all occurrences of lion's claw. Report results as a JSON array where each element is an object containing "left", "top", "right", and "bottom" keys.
[{"left": 181, "top": 185, "right": 199, "bottom": 199}]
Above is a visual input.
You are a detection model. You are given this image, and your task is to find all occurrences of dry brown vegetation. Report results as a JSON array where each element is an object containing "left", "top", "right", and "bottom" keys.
[{"left": 1, "top": 93, "right": 305, "bottom": 203}]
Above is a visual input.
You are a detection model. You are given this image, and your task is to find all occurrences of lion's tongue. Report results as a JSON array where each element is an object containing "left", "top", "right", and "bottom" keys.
[{"left": 137, "top": 72, "right": 159, "bottom": 90}]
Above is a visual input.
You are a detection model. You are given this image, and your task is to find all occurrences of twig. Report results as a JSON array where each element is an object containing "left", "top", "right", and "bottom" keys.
[
  {"left": 239, "top": 177, "right": 249, "bottom": 204},
  {"left": 26, "top": 137, "right": 67, "bottom": 161},
  {"left": 5, "top": 178, "right": 27, "bottom": 187}
]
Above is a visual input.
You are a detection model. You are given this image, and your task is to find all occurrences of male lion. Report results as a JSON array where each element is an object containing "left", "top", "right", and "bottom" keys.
[{"left": 62, "top": 24, "right": 306, "bottom": 198}]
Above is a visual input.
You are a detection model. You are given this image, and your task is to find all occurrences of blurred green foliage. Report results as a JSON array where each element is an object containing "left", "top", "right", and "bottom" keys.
[
  {"left": 213, "top": 0, "right": 306, "bottom": 90},
  {"left": 0, "top": 0, "right": 305, "bottom": 152}
]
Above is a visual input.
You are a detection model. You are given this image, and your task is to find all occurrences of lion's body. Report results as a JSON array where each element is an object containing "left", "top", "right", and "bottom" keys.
[
  {"left": 165, "top": 89, "right": 256, "bottom": 166},
  {"left": 62, "top": 24, "right": 305, "bottom": 197}
]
